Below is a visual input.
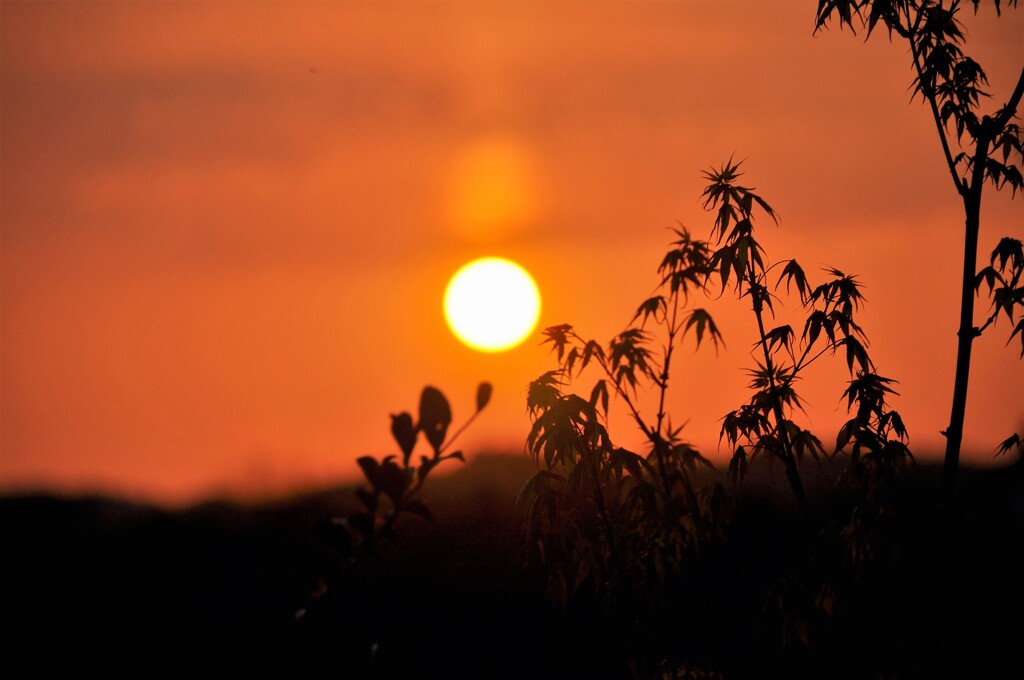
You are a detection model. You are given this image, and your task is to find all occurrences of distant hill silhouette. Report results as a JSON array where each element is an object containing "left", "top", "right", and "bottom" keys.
[{"left": 2, "top": 453, "right": 1022, "bottom": 676}]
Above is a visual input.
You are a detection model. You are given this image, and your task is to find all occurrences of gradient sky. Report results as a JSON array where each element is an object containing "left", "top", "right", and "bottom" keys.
[{"left": 2, "top": 1, "right": 1022, "bottom": 505}]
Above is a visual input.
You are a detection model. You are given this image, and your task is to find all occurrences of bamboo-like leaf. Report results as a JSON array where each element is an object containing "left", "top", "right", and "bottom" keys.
[
  {"left": 582, "top": 340, "right": 605, "bottom": 370},
  {"left": 778, "top": 259, "right": 810, "bottom": 303},
  {"left": 541, "top": 324, "right": 573, "bottom": 361},
  {"left": 1008, "top": 317, "right": 1024, "bottom": 357},
  {"left": 975, "top": 265, "right": 1000, "bottom": 294},
  {"left": 764, "top": 325, "right": 794, "bottom": 355},
  {"left": 995, "top": 432, "right": 1023, "bottom": 456},
  {"left": 633, "top": 296, "right": 666, "bottom": 327},
  {"left": 993, "top": 285, "right": 1018, "bottom": 320},
  {"left": 682, "top": 309, "right": 725, "bottom": 351},
  {"left": 527, "top": 371, "right": 563, "bottom": 416},
  {"left": 991, "top": 237, "right": 1024, "bottom": 271},
  {"left": 835, "top": 418, "right": 857, "bottom": 454},
  {"left": 565, "top": 347, "right": 580, "bottom": 375},
  {"left": 803, "top": 310, "right": 828, "bottom": 348},
  {"left": 672, "top": 443, "right": 714, "bottom": 473},
  {"left": 589, "top": 379, "right": 610, "bottom": 417},
  {"left": 728, "top": 446, "right": 748, "bottom": 483}
]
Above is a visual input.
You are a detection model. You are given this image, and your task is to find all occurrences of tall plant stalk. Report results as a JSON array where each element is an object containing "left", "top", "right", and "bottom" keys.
[{"left": 815, "top": 0, "right": 1024, "bottom": 497}]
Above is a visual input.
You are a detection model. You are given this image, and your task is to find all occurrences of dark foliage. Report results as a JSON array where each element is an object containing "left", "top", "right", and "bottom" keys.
[
  {"left": 815, "top": 0, "right": 1024, "bottom": 495},
  {"left": 2, "top": 458, "right": 1022, "bottom": 677},
  {"left": 518, "top": 160, "right": 925, "bottom": 677}
]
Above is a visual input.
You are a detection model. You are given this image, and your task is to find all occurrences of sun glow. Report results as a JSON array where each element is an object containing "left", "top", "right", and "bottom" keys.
[
  {"left": 444, "top": 257, "right": 541, "bottom": 352},
  {"left": 446, "top": 137, "right": 539, "bottom": 241}
]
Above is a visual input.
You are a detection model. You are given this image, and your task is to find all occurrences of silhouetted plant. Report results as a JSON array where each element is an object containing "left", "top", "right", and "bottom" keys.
[
  {"left": 814, "top": 0, "right": 1024, "bottom": 495},
  {"left": 696, "top": 160, "right": 911, "bottom": 528},
  {"left": 520, "top": 320, "right": 731, "bottom": 607},
  {"left": 696, "top": 164, "right": 915, "bottom": 649},
  {"left": 339, "top": 383, "right": 490, "bottom": 554},
  {"left": 519, "top": 211, "right": 732, "bottom": 674},
  {"left": 520, "top": 159, "right": 912, "bottom": 675},
  {"left": 298, "top": 383, "right": 490, "bottom": 619}
]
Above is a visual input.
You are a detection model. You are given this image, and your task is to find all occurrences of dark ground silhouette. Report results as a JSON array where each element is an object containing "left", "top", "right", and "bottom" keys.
[{"left": 2, "top": 454, "right": 1022, "bottom": 677}]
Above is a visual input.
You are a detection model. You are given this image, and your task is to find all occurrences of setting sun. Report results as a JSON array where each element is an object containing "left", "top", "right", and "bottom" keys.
[{"left": 444, "top": 257, "right": 541, "bottom": 352}]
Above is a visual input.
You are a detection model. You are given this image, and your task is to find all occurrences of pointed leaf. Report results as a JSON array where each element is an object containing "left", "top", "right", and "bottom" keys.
[
  {"left": 995, "top": 433, "right": 1023, "bottom": 456},
  {"left": 1008, "top": 317, "right": 1024, "bottom": 357},
  {"left": 683, "top": 308, "right": 725, "bottom": 351},
  {"left": 632, "top": 296, "right": 666, "bottom": 327},
  {"left": 589, "top": 379, "right": 610, "bottom": 417}
]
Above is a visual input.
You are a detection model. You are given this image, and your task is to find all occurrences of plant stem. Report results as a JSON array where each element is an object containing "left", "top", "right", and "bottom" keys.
[
  {"left": 905, "top": 15, "right": 1024, "bottom": 496},
  {"left": 439, "top": 409, "right": 479, "bottom": 455},
  {"left": 941, "top": 142, "right": 987, "bottom": 496},
  {"left": 587, "top": 452, "right": 624, "bottom": 591},
  {"left": 651, "top": 295, "right": 681, "bottom": 506},
  {"left": 937, "top": 67, "right": 1024, "bottom": 497},
  {"left": 749, "top": 272, "right": 816, "bottom": 527}
]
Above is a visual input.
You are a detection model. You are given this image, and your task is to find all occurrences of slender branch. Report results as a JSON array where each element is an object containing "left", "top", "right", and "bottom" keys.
[
  {"left": 560, "top": 328, "right": 659, "bottom": 457},
  {"left": 440, "top": 409, "right": 480, "bottom": 455},
  {"left": 794, "top": 343, "right": 835, "bottom": 375},
  {"left": 649, "top": 292, "right": 687, "bottom": 509},
  {"left": 589, "top": 346, "right": 656, "bottom": 443},
  {"left": 976, "top": 308, "right": 1001, "bottom": 337},
  {"left": 586, "top": 450, "right": 625, "bottom": 590},
  {"left": 908, "top": 27, "right": 968, "bottom": 195},
  {"left": 654, "top": 294, "right": 680, "bottom": 444},
  {"left": 941, "top": 131, "right": 990, "bottom": 496},
  {"left": 768, "top": 343, "right": 835, "bottom": 414}
]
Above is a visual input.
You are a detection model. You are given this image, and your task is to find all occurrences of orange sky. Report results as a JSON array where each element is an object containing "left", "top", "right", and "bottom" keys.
[{"left": 2, "top": 1, "right": 1022, "bottom": 505}]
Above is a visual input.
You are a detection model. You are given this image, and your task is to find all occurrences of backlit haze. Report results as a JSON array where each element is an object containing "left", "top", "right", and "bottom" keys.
[{"left": 2, "top": 1, "right": 1022, "bottom": 505}]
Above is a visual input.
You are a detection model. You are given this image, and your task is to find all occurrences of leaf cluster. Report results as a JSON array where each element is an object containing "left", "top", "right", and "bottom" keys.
[
  {"left": 339, "top": 383, "right": 491, "bottom": 555},
  {"left": 522, "top": 159, "right": 916, "bottom": 612},
  {"left": 975, "top": 236, "right": 1024, "bottom": 354},
  {"left": 296, "top": 383, "right": 490, "bottom": 622},
  {"left": 974, "top": 238, "right": 1024, "bottom": 459},
  {"left": 520, "top": 159, "right": 923, "bottom": 675},
  {"left": 521, "top": 240, "right": 730, "bottom": 612},
  {"left": 695, "top": 161, "right": 911, "bottom": 506},
  {"left": 815, "top": 1, "right": 1024, "bottom": 196}
]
